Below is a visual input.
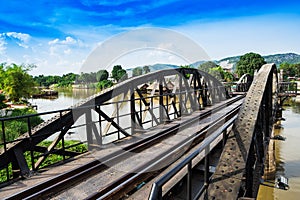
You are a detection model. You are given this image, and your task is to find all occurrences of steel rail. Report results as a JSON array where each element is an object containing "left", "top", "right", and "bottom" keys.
[
  {"left": 3, "top": 95, "right": 244, "bottom": 200},
  {"left": 86, "top": 99, "right": 243, "bottom": 200}
]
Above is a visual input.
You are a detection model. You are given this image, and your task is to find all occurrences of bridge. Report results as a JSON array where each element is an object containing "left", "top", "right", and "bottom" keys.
[{"left": 0, "top": 64, "right": 296, "bottom": 199}]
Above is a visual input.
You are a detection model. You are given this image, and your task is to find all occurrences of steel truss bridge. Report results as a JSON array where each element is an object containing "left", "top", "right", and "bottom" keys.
[{"left": 0, "top": 64, "right": 296, "bottom": 199}]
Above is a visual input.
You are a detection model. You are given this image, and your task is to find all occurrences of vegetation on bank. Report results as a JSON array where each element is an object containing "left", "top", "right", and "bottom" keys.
[
  {"left": 0, "top": 108, "right": 87, "bottom": 182},
  {"left": 0, "top": 108, "right": 44, "bottom": 142},
  {"left": 1, "top": 52, "right": 299, "bottom": 104},
  {"left": 235, "top": 52, "right": 266, "bottom": 77},
  {"left": 198, "top": 61, "right": 234, "bottom": 82},
  {"left": 279, "top": 62, "right": 300, "bottom": 80},
  {"left": 0, "top": 63, "right": 37, "bottom": 103},
  {"left": 0, "top": 140, "right": 87, "bottom": 182},
  {"left": 0, "top": 63, "right": 129, "bottom": 103}
]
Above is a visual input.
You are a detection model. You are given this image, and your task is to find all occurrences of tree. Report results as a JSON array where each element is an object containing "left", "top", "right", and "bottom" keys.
[
  {"left": 143, "top": 65, "right": 150, "bottom": 74},
  {"left": 111, "top": 65, "right": 128, "bottom": 82},
  {"left": 198, "top": 61, "right": 218, "bottom": 73},
  {"left": 96, "top": 70, "right": 109, "bottom": 82},
  {"left": 209, "top": 66, "right": 223, "bottom": 81},
  {"left": 111, "top": 65, "right": 122, "bottom": 81},
  {"left": 59, "top": 73, "right": 78, "bottom": 87},
  {"left": 0, "top": 94, "right": 7, "bottom": 109},
  {"left": 0, "top": 63, "right": 5, "bottom": 89},
  {"left": 1, "top": 63, "right": 36, "bottom": 102},
  {"left": 97, "top": 80, "right": 113, "bottom": 89},
  {"left": 117, "top": 69, "right": 128, "bottom": 82},
  {"left": 132, "top": 67, "right": 143, "bottom": 77},
  {"left": 236, "top": 52, "right": 266, "bottom": 77},
  {"left": 279, "top": 62, "right": 300, "bottom": 80}
]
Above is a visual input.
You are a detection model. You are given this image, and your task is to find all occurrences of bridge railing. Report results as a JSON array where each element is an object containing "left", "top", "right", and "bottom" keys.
[
  {"left": 0, "top": 108, "right": 88, "bottom": 183},
  {"left": 0, "top": 86, "right": 223, "bottom": 184},
  {"left": 0, "top": 68, "right": 228, "bottom": 185},
  {"left": 278, "top": 81, "right": 297, "bottom": 96},
  {"left": 149, "top": 115, "right": 237, "bottom": 200}
]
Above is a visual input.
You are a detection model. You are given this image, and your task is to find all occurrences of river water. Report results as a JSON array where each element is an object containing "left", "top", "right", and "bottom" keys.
[
  {"left": 257, "top": 99, "right": 300, "bottom": 200},
  {"left": 29, "top": 88, "right": 99, "bottom": 114}
]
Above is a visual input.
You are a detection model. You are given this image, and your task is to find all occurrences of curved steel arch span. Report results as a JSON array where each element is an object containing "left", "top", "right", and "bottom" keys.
[
  {"left": 0, "top": 68, "right": 227, "bottom": 180},
  {"left": 207, "top": 63, "right": 278, "bottom": 199}
]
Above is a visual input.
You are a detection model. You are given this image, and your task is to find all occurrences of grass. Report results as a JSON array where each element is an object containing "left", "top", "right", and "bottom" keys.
[
  {"left": 0, "top": 140, "right": 87, "bottom": 183},
  {"left": 0, "top": 108, "right": 88, "bottom": 183}
]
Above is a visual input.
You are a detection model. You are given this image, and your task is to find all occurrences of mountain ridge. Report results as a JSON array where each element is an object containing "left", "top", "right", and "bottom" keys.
[{"left": 129, "top": 53, "right": 300, "bottom": 73}]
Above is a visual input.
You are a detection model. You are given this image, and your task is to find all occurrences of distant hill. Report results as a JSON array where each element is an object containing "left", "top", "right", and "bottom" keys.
[
  {"left": 149, "top": 64, "right": 179, "bottom": 71},
  {"left": 127, "top": 53, "right": 300, "bottom": 74},
  {"left": 263, "top": 53, "right": 300, "bottom": 66},
  {"left": 216, "top": 53, "right": 300, "bottom": 68}
]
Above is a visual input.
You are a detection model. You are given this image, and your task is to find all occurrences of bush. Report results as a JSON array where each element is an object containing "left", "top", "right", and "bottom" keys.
[
  {"left": 0, "top": 108, "right": 43, "bottom": 143},
  {"left": 0, "top": 94, "right": 7, "bottom": 109}
]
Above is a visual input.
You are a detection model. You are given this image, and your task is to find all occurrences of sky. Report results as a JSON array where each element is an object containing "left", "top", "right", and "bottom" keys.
[{"left": 0, "top": 0, "right": 300, "bottom": 75}]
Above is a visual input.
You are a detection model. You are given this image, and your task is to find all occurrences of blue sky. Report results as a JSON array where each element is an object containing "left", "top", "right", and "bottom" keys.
[{"left": 0, "top": 0, "right": 300, "bottom": 75}]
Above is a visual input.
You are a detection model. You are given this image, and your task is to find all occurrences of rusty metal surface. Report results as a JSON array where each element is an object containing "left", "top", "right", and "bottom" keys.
[{"left": 206, "top": 64, "right": 278, "bottom": 199}]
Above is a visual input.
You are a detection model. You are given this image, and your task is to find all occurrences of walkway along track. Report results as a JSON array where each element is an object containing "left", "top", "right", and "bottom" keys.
[{"left": 3, "top": 95, "right": 244, "bottom": 200}]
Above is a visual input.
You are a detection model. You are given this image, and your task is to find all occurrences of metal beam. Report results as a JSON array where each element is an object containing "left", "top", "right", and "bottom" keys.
[{"left": 206, "top": 64, "right": 277, "bottom": 199}]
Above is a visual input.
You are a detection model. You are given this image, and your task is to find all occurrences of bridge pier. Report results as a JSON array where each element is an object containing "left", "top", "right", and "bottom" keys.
[{"left": 263, "top": 133, "right": 276, "bottom": 180}]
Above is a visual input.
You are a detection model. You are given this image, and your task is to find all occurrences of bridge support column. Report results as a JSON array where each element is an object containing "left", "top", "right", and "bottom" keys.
[
  {"left": 131, "top": 86, "right": 136, "bottom": 134},
  {"left": 263, "top": 134, "right": 276, "bottom": 180}
]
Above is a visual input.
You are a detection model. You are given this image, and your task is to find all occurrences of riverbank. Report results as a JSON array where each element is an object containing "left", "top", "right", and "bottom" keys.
[{"left": 257, "top": 100, "right": 300, "bottom": 200}]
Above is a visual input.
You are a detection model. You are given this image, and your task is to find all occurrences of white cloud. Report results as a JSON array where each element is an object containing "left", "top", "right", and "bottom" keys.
[
  {"left": 64, "top": 48, "right": 72, "bottom": 55},
  {"left": 174, "top": 14, "right": 300, "bottom": 59},
  {"left": 48, "top": 36, "right": 78, "bottom": 45},
  {"left": 81, "top": 0, "right": 143, "bottom": 7},
  {"left": 6, "top": 32, "right": 30, "bottom": 42},
  {"left": 0, "top": 32, "right": 31, "bottom": 49},
  {"left": 0, "top": 37, "right": 7, "bottom": 54}
]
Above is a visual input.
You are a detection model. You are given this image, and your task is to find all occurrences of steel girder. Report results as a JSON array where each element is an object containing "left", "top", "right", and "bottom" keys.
[
  {"left": 0, "top": 68, "right": 226, "bottom": 180},
  {"left": 206, "top": 64, "right": 278, "bottom": 199}
]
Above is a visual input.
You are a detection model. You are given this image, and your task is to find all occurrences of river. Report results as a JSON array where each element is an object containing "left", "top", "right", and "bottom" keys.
[
  {"left": 257, "top": 99, "right": 300, "bottom": 200},
  {"left": 29, "top": 88, "right": 99, "bottom": 114}
]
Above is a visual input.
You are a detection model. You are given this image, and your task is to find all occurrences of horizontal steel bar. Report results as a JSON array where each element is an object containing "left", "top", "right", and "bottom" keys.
[{"left": 149, "top": 115, "right": 238, "bottom": 199}]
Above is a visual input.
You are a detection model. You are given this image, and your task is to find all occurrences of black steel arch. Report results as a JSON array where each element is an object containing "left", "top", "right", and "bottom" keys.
[
  {"left": 207, "top": 63, "right": 278, "bottom": 199},
  {"left": 0, "top": 68, "right": 227, "bottom": 181}
]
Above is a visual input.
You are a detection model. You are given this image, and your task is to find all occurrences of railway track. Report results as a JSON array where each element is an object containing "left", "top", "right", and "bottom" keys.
[{"left": 3, "top": 95, "right": 244, "bottom": 200}]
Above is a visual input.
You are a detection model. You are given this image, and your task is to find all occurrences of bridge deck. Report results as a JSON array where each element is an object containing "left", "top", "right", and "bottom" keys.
[{"left": 0, "top": 97, "right": 243, "bottom": 199}]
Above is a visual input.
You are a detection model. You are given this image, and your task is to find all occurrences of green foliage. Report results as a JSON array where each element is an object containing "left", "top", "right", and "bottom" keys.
[
  {"left": 0, "top": 108, "right": 43, "bottom": 143},
  {"left": 117, "top": 69, "right": 128, "bottom": 81},
  {"left": 198, "top": 62, "right": 234, "bottom": 82},
  {"left": 25, "top": 140, "right": 88, "bottom": 169},
  {"left": 198, "top": 61, "right": 218, "bottom": 73},
  {"left": 97, "top": 80, "right": 113, "bottom": 89},
  {"left": 96, "top": 70, "right": 109, "bottom": 82},
  {"left": 0, "top": 140, "right": 87, "bottom": 182},
  {"left": 180, "top": 65, "right": 192, "bottom": 78},
  {"left": 209, "top": 66, "right": 223, "bottom": 80},
  {"left": 112, "top": 65, "right": 122, "bottom": 81},
  {"left": 112, "top": 65, "right": 128, "bottom": 82},
  {"left": 34, "top": 73, "right": 78, "bottom": 87},
  {"left": 132, "top": 67, "right": 143, "bottom": 77},
  {"left": 58, "top": 73, "right": 77, "bottom": 87},
  {"left": 143, "top": 65, "right": 150, "bottom": 74},
  {"left": 223, "top": 71, "right": 235, "bottom": 82},
  {"left": 0, "top": 94, "right": 7, "bottom": 109},
  {"left": 279, "top": 62, "right": 300, "bottom": 80},
  {"left": 236, "top": 52, "right": 266, "bottom": 77},
  {"left": 0, "top": 63, "right": 36, "bottom": 102}
]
